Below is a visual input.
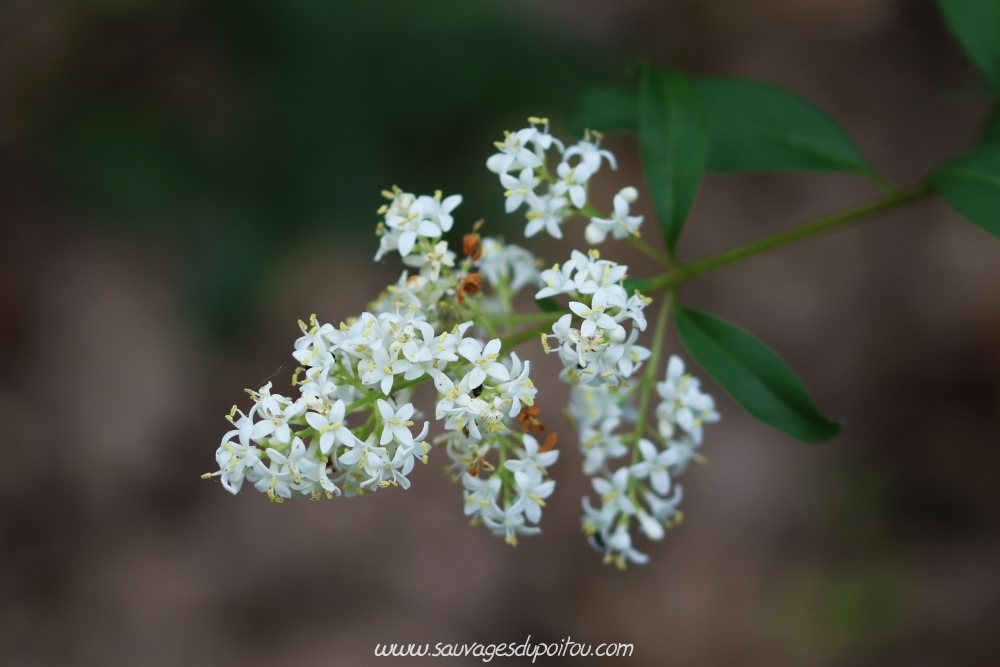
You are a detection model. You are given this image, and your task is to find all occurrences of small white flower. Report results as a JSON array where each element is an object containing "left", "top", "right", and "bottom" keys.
[
  {"left": 463, "top": 473, "right": 502, "bottom": 517},
  {"left": 579, "top": 420, "right": 627, "bottom": 475},
  {"left": 374, "top": 225, "right": 403, "bottom": 261},
  {"left": 401, "top": 240, "right": 455, "bottom": 282},
  {"left": 636, "top": 509, "right": 665, "bottom": 541},
  {"left": 586, "top": 187, "right": 644, "bottom": 244},
  {"left": 629, "top": 438, "right": 676, "bottom": 496},
  {"left": 644, "top": 486, "right": 684, "bottom": 523},
  {"left": 582, "top": 496, "right": 619, "bottom": 537},
  {"left": 385, "top": 210, "right": 440, "bottom": 257},
  {"left": 524, "top": 191, "right": 568, "bottom": 239},
  {"left": 487, "top": 128, "right": 541, "bottom": 174},
  {"left": 656, "top": 355, "right": 720, "bottom": 443},
  {"left": 255, "top": 383, "right": 305, "bottom": 445},
  {"left": 213, "top": 417, "right": 266, "bottom": 494},
  {"left": 604, "top": 524, "right": 649, "bottom": 567},
  {"left": 499, "top": 168, "right": 537, "bottom": 212},
  {"left": 535, "top": 262, "right": 577, "bottom": 300},
  {"left": 457, "top": 338, "right": 510, "bottom": 388},
  {"left": 616, "top": 329, "right": 651, "bottom": 378},
  {"left": 592, "top": 467, "right": 634, "bottom": 516},
  {"left": 497, "top": 353, "right": 536, "bottom": 417},
  {"left": 304, "top": 399, "right": 356, "bottom": 454},
  {"left": 571, "top": 252, "right": 628, "bottom": 294},
  {"left": 377, "top": 399, "right": 416, "bottom": 448},
  {"left": 564, "top": 136, "right": 617, "bottom": 173},
  {"left": 552, "top": 161, "right": 596, "bottom": 209},
  {"left": 482, "top": 503, "right": 540, "bottom": 545},
  {"left": 513, "top": 471, "right": 555, "bottom": 524},
  {"left": 359, "top": 347, "right": 407, "bottom": 396},
  {"left": 569, "top": 287, "right": 619, "bottom": 338},
  {"left": 411, "top": 191, "right": 462, "bottom": 235},
  {"left": 528, "top": 116, "right": 565, "bottom": 153},
  {"left": 432, "top": 369, "right": 474, "bottom": 419},
  {"left": 478, "top": 396, "right": 509, "bottom": 434},
  {"left": 504, "top": 434, "right": 559, "bottom": 476}
]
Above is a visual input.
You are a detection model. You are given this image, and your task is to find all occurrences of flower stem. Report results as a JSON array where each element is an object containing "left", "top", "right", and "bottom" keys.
[
  {"left": 627, "top": 235, "right": 672, "bottom": 266},
  {"left": 498, "top": 312, "right": 566, "bottom": 349},
  {"left": 630, "top": 291, "right": 674, "bottom": 461},
  {"left": 626, "top": 291, "right": 673, "bottom": 509},
  {"left": 485, "top": 311, "right": 568, "bottom": 325},
  {"left": 646, "top": 183, "right": 934, "bottom": 293}
]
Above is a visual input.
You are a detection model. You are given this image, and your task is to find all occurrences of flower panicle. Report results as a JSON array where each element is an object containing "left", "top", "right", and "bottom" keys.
[
  {"left": 485, "top": 117, "right": 643, "bottom": 245},
  {"left": 208, "top": 185, "right": 559, "bottom": 543}
]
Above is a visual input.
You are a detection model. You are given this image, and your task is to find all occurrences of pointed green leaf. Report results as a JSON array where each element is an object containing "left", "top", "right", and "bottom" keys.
[
  {"left": 567, "top": 85, "right": 637, "bottom": 137},
  {"left": 674, "top": 305, "right": 841, "bottom": 443},
  {"left": 931, "top": 145, "right": 1000, "bottom": 239},
  {"left": 976, "top": 103, "right": 1000, "bottom": 144},
  {"left": 936, "top": 0, "right": 1000, "bottom": 92},
  {"left": 637, "top": 65, "right": 709, "bottom": 256},
  {"left": 694, "top": 77, "right": 879, "bottom": 180}
]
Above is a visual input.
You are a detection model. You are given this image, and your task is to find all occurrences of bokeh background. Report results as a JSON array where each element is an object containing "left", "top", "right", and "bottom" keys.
[{"left": 2, "top": 0, "right": 1000, "bottom": 665}]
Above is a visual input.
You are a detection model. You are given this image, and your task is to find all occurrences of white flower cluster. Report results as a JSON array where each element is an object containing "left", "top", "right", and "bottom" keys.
[
  {"left": 455, "top": 432, "right": 559, "bottom": 546},
  {"left": 208, "top": 185, "right": 560, "bottom": 545},
  {"left": 375, "top": 186, "right": 462, "bottom": 261},
  {"left": 485, "top": 118, "right": 643, "bottom": 243},
  {"left": 573, "top": 355, "right": 719, "bottom": 569},
  {"left": 538, "top": 250, "right": 652, "bottom": 387}
]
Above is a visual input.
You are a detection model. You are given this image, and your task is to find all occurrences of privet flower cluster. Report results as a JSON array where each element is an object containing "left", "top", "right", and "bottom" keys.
[
  {"left": 207, "top": 116, "right": 722, "bottom": 567},
  {"left": 529, "top": 249, "right": 718, "bottom": 568},
  {"left": 570, "top": 356, "right": 719, "bottom": 569},
  {"left": 208, "top": 185, "right": 560, "bottom": 543},
  {"left": 485, "top": 118, "right": 644, "bottom": 243}
]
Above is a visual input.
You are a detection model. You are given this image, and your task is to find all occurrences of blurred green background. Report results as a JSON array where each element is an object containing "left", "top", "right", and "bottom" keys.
[
  {"left": 2, "top": 1, "right": 999, "bottom": 666},
  {"left": 11, "top": 0, "right": 632, "bottom": 339}
]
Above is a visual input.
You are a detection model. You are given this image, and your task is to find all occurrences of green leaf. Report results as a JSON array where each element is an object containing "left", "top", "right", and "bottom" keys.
[
  {"left": 674, "top": 305, "right": 841, "bottom": 443},
  {"left": 535, "top": 296, "right": 563, "bottom": 313},
  {"left": 976, "top": 103, "right": 1000, "bottom": 144},
  {"left": 637, "top": 65, "right": 709, "bottom": 256},
  {"left": 694, "top": 77, "right": 879, "bottom": 179},
  {"left": 931, "top": 145, "right": 1000, "bottom": 239},
  {"left": 567, "top": 85, "right": 637, "bottom": 136},
  {"left": 936, "top": 0, "right": 1000, "bottom": 92}
]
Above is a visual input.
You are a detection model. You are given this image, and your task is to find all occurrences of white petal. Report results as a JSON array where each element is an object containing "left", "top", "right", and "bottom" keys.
[{"left": 398, "top": 231, "right": 417, "bottom": 257}]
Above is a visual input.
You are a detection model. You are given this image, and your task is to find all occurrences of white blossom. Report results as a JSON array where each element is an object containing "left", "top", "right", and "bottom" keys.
[
  {"left": 499, "top": 168, "right": 537, "bottom": 212},
  {"left": 586, "top": 187, "right": 644, "bottom": 244},
  {"left": 629, "top": 438, "right": 675, "bottom": 496},
  {"left": 487, "top": 128, "right": 541, "bottom": 174},
  {"left": 524, "top": 191, "right": 568, "bottom": 239}
]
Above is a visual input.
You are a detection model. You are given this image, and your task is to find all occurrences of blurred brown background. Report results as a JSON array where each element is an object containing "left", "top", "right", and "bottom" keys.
[{"left": 2, "top": 0, "right": 999, "bottom": 665}]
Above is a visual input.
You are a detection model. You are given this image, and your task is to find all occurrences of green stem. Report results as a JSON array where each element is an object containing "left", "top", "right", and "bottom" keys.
[
  {"left": 626, "top": 235, "right": 672, "bottom": 266},
  {"left": 646, "top": 183, "right": 934, "bottom": 293},
  {"left": 345, "top": 376, "right": 429, "bottom": 413},
  {"left": 579, "top": 201, "right": 671, "bottom": 266},
  {"left": 485, "top": 311, "right": 568, "bottom": 325},
  {"left": 627, "top": 291, "right": 673, "bottom": 505},
  {"left": 630, "top": 292, "right": 673, "bottom": 460},
  {"left": 497, "top": 436, "right": 512, "bottom": 507},
  {"left": 497, "top": 313, "right": 565, "bottom": 349}
]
